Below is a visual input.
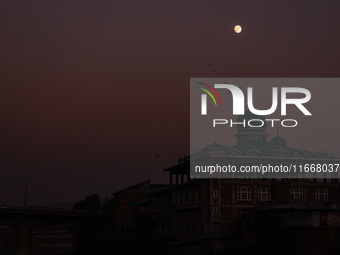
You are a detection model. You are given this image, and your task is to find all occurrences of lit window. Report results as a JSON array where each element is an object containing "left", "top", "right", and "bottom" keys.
[
  {"left": 315, "top": 189, "right": 328, "bottom": 201},
  {"left": 291, "top": 188, "right": 304, "bottom": 201},
  {"left": 258, "top": 188, "right": 271, "bottom": 201},
  {"left": 238, "top": 187, "right": 251, "bottom": 201}
]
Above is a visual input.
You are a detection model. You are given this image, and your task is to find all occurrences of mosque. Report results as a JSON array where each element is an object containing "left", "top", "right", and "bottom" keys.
[
  {"left": 202, "top": 110, "right": 335, "bottom": 159},
  {"left": 161, "top": 110, "right": 340, "bottom": 254},
  {"left": 110, "top": 110, "right": 340, "bottom": 255}
]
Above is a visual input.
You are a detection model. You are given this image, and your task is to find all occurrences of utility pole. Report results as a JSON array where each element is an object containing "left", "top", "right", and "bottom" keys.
[{"left": 24, "top": 182, "right": 27, "bottom": 207}]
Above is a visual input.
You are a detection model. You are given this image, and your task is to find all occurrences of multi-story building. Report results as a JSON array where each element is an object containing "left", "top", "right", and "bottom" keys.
[{"left": 164, "top": 111, "right": 340, "bottom": 254}]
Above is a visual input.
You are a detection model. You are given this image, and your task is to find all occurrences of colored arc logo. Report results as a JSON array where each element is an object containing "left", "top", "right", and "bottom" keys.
[{"left": 196, "top": 82, "right": 222, "bottom": 106}]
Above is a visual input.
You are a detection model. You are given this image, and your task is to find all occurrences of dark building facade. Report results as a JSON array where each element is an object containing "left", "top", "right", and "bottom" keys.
[
  {"left": 162, "top": 111, "right": 340, "bottom": 254},
  {"left": 109, "top": 111, "right": 340, "bottom": 254}
]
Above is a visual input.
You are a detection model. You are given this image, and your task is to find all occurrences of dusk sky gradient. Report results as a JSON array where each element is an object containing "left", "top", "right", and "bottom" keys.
[{"left": 0, "top": 0, "right": 340, "bottom": 205}]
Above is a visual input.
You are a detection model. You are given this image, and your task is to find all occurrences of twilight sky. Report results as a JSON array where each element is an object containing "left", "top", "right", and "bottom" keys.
[{"left": 0, "top": 0, "right": 340, "bottom": 205}]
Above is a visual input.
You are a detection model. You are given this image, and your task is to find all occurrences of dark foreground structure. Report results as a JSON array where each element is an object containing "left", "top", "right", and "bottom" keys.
[
  {"left": 110, "top": 113, "right": 340, "bottom": 254},
  {"left": 0, "top": 207, "right": 86, "bottom": 255},
  {"left": 2, "top": 113, "right": 340, "bottom": 254}
]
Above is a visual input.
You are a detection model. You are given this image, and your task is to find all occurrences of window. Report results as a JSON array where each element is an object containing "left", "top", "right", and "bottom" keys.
[
  {"left": 229, "top": 149, "right": 241, "bottom": 156},
  {"left": 241, "top": 211, "right": 249, "bottom": 220},
  {"left": 238, "top": 187, "right": 251, "bottom": 201},
  {"left": 195, "top": 190, "right": 199, "bottom": 203},
  {"left": 291, "top": 188, "right": 304, "bottom": 201},
  {"left": 188, "top": 192, "right": 192, "bottom": 204},
  {"left": 172, "top": 193, "right": 176, "bottom": 205},
  {"left": 258, "top": 187, "right": 271, "bottom": 201},
  {"left": 315, "top": 189, "right": 328, "bottom": 201},
  {"left": 213, "top": 206, "right": 218, "bottom": 214},
  {"left": 213, "top": 189, "right": 218, "bottom": 198},
  {"left": 295, "top": 151, "right": 307, "bottom": 158},
  {"left": 156, "top": 224, "right": 169, "bottom": 233},
  {"left": 246, "top": 149, "right": 259, "bottom": 156}
]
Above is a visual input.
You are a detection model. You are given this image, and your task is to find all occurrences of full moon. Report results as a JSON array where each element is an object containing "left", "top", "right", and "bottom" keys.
[{"left": 234, "top": 25, "right": 242, "bottom": 34}]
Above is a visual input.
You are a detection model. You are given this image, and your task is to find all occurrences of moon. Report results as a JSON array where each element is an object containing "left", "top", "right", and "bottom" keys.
[{"left": 234, "top": 25, "right": 242, "bottom": 34}]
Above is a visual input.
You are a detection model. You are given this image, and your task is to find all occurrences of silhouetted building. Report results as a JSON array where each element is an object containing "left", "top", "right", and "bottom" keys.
[
  {"left": 106, "top": 111, "right": 340, "bottom": 254},
  {"left": 162, "top": 111, "right": 340, "bottom": 254},
  {"left": 111, "top": 180, "right": 171, "bottom": 235}
]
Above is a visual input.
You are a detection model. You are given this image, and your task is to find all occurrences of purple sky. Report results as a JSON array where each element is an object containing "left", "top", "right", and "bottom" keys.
[{"left": 0, "top": 0, "right": 340, "bottom": 205}]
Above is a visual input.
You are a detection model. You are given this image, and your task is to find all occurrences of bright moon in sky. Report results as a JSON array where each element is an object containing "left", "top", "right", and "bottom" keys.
[{"left": 234, "top": 25, "right": 242, "bottom": 34}]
